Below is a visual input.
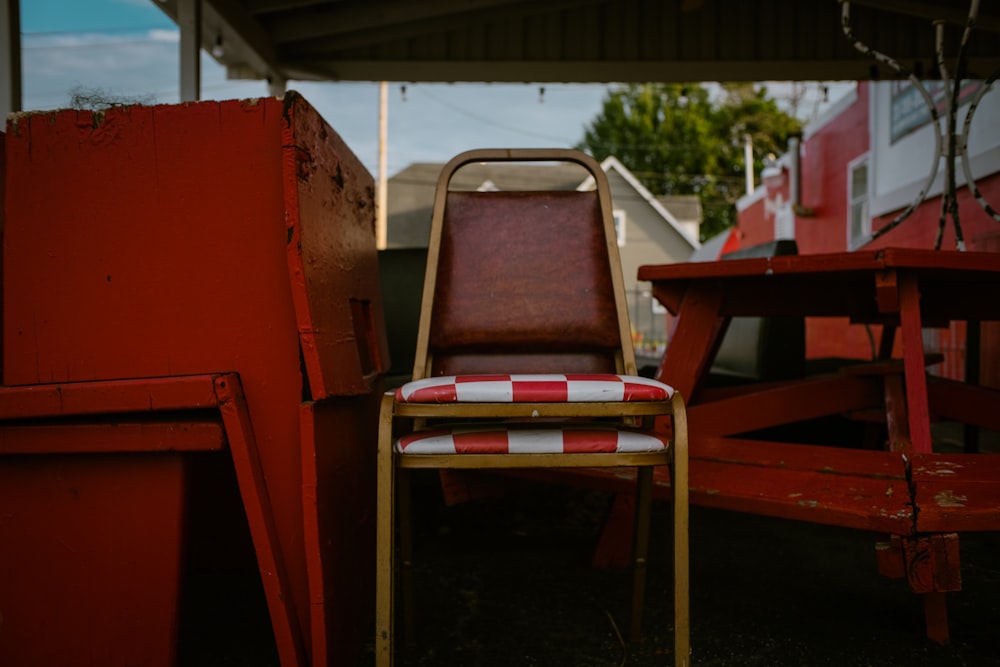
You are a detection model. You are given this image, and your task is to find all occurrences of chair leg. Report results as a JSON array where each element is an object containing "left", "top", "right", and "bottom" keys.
[
  {"left": 630, "top": 465, "right": 654, "bottom": 643},
  {"left": 671, "top": 394, "right": 691, "bottom": 667},
  {"left": 398, "top": 468, "right": 417, "bottom": 647},
  {"left": 375, "top": 396, "right": 396, "bottom": 667}
]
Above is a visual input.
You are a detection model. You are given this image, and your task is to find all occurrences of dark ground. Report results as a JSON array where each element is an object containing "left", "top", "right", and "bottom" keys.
[
  {"left": 355, "top": 472, "right": 1000, "bottom": 667},
  {"left": 177, "top": 427, "right": 1000, "bottom": 667}
]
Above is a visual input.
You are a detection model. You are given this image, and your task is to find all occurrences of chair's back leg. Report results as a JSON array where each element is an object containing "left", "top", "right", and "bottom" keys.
[
  {"left": 375, "top": 396, "right": 397, "bottom": 667},
  {"left": 630, "top": 465, "right": 655, "bottom": 643},
  {"left": 397, "top": 469, "right": 417, "bottom": 647}
]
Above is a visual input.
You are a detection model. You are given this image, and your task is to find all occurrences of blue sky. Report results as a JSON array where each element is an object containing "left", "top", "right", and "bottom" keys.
[{"left": 19, "top": 0, "right": 850, "bottom": 177}]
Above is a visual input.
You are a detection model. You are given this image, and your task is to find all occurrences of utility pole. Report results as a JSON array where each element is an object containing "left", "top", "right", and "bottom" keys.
[
  {"left": 744, "top": 133, "right": 754, "bottom": 196},
  {"left": 376, "top": 81, "right": 388, "bottom": 250}
]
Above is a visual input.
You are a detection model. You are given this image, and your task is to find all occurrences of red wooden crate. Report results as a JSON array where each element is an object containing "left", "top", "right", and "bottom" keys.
[{"left": 1, "top": 94, "right": 387, "bottom": 666}]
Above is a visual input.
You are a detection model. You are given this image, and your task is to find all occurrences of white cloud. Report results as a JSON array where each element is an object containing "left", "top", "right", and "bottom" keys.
[
  {"left": 148, "top": 29, "right": 180, "bottom": 43},
  {"left": 18, "top": 29, "right": 855, "bottom": 179}
]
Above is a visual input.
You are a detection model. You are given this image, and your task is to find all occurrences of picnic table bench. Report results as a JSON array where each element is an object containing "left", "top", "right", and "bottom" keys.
[{"left": 632, "top": 247, "right": 1000, "bottom": 643}]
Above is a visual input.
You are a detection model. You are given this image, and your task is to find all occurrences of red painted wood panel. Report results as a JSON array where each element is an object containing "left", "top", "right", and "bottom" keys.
[
  {"left": 0, "top": 454, "right": 187, "bottom": 666},
  {"left": 683, "top": 435, "right": 913, "bottom": 533},
  {"left": 0, "top": 420, "right": 224, "bottom": 453},
  {"left": 912, "top": 453, "right": 1000, "bottom": 533},
  {"left": 2, "top": 94, "right": 384, "bottom": 664},
  {"left": 283, "top": 99, "right": 388, "bottom": 399},
  {"left": 299, "top": 395, "right": 380, "bottom": 665}
]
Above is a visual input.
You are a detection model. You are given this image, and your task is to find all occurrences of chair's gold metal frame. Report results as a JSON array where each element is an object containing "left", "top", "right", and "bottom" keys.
[{"left": 375, "top": 148, "right": 690, "bottom": 666}]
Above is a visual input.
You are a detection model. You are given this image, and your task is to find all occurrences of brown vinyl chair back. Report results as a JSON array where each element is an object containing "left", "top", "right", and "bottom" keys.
[{"left": 412, "top": 148, "right": 638, "bottom": 380}]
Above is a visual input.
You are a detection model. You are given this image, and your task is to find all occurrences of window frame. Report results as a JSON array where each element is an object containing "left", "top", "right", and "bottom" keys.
[
  {"left": 847, "top": 153, "right": 871, "bottom": 250},
  {"left": 612, "top": 209, "right": 627, "bottom": 247}
]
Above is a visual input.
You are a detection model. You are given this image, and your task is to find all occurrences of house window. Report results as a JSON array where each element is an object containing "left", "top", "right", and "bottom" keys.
[
  {"left": 612, "top": 209, "right": 626, "bottom": 247},
  {"left": 848, "top": 156, "right": 870, "bottom": 248}
]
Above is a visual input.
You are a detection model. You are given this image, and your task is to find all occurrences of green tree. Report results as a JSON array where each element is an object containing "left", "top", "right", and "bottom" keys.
[{"left": 577, "top": 82, "right": 802, "bottom": 242}]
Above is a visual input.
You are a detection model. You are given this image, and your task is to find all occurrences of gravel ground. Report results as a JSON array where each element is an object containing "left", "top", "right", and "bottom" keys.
[{"left": 358, "top": 475, "right": 1000, "bottom": 667}]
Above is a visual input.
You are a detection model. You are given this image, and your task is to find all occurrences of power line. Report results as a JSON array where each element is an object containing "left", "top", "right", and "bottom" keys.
[{"left": 414, "top": 86, "right": 579, "bottom": 145}]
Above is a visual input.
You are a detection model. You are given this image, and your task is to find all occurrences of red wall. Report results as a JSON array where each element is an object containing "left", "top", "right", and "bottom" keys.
[
  {"left": 736, "top": 195, "right": 768, "bottom": 248},
  {"left": 732, "top": 80, "right": 1000, "bottom": 382},
  {"left": 867, "top": 178, "right": 1000, "bottom": 252},
  {"left": 795, "top": 82, "right": 870, "bottom": 254}
]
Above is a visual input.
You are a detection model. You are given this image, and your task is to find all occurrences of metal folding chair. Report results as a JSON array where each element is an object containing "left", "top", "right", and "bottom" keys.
[{"left": 375, "top": 148, "right": 690, "bottom": 666}]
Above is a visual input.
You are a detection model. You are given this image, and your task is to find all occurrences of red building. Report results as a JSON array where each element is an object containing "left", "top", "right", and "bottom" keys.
[{"left": 734, "top": 80, "right": 1000, "bottom": 385}]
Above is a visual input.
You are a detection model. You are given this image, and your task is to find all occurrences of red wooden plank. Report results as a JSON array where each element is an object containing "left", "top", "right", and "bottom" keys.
[
  {"left": 0, "top": 374, "right": 222, "bottom": 420},
  {"left": 592, "top": 492, "right": 637, "bottom": 569},
  {"left": 516, "top": 436, "right": 913, "bottom": 533},
  {"left": 299, "top": 395, "right": 380, "bottom": 665},
  {"left": 215, "top": 376, "right": 307, "bottom": 667},
  {"left": 656, "top": 282, "right": 726, "bottom": 401},
  {"left": 686, "top": 461, "right": 913, "bottom": 533},
  {"left": 641, "top": 249, "right": 1000, "bottom": 284},
  {"left": 640, "top": 250, "right": 1000, "bottom": 322},
  {"left": 282, "top": 93, "right": 389, "bottom": 400},
  {"left": 0, "top": 453, "right": 187, "bottom": 665},
  {"left": 927, "top": 377, "right": 1000, "bottom": 430},
  {"left": 874, "top": 268, "right": 900, "bottom": 314},
  {"left": 687, "top": 373, "right": 884, "bottom": 437},
  {"left": 880, "top": 247, "right": 1000, "bottom": 272},
  {"left": 0, "top": 420, "right": 225, "bottom": 454},
  {"left": 883, "top": 371, "right": 912, "bottom": 453},
  {"left": 648, "top": 282, "right": 686, "bottom": 315},
  {"left": 912, "top": 453, "right": 1000, "bottom": 533},
  {"left": 901, "top": 534, "right": 962, "bottom": 593},
  {"left": 690, "top": 435, "right": 909, "bottom": 478},
  {"left": 685, "top": 436, "right": 912, "bottom": 533},
  {"left": 897, "top": 272, "right": 933, "bottom": 454},
  {"left": 639, "top": 250, "right": 884, "bottom": 282}
]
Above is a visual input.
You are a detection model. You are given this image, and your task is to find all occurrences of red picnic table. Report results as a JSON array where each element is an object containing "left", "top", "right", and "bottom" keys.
[{"left": 637, "top": 247, "right": 1000, "bottom": 644}]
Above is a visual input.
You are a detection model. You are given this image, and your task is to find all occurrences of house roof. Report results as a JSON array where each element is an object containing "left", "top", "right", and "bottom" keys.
[
  {"left": 387, "top": 156, "right": 701, "bottom": 249},
  {"left": 580, "top": 156, "right": 700, "bottom": 248},
  {"left": 655, "top": 195, "right": 703, "bottom": 227}
]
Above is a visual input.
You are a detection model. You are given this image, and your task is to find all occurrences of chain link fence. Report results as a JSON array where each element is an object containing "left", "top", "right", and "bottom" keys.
[{"left": 627, "top": 287, "right": 669, "bottom": 372}]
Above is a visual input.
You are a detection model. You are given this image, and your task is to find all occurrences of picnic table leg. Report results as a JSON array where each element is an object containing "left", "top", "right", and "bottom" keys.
[
  {"left": 592, "top": 493, "right": 635, "bottom": 569},
  {"left": 653, "top": 282, "right": 727, "bottom": 403},
  {"left": 897, "top": 272, "right": 933, "bottom": 455},
  {"left": 906, "top": 534, "right": 962, "bottom": 644},
  {"left": 875, "top": 533, "right": 961, "bottom": 644},
  {"left": 923, "top": 593, "right": 951, "bottom": 645}
]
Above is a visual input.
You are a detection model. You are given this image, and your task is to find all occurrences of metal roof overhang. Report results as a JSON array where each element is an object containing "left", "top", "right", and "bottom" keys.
[{"left": 151, "top": 0, "right": 1000, "bottom": 86}]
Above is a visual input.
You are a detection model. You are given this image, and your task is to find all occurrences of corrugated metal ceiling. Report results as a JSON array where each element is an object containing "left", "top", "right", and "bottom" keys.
[{"left": 152, "top": 0, "right": 1000, "bottom": 85}]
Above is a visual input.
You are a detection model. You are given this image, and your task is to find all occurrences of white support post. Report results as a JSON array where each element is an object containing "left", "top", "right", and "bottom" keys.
[
  {"left": 1, "top": 0, "right": 22, "bottom": 118},
  {"left": 178, "top": 0, "right": 202, "bottom": 102},
  {"left": 267, "top": 76, "right": 287, "bottom": 98}
]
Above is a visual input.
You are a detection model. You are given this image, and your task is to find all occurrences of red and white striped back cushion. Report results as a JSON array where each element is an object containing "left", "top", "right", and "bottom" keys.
[
  {"left": 397, "top": 424, "right": 668, "bottom": 455},
  {"left": 396, "top": 374, "right": 673, "bottom": 403}
]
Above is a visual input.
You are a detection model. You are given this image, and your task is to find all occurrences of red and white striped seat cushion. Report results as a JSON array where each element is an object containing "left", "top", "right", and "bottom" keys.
[
  {"left": 396, "top": 374, "right": 674, "bottom": 404},
  {"left": 397, "top": 424, "right": 668, "bottom": 455}
]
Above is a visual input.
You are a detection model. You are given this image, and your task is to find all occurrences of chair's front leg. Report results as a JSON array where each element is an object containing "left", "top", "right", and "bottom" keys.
[
  {"left": 671, "top": 392, "right": 691, "bottom": 667},
  {"left": 375, "top": 393, "right": 397, "bottom": 667}
]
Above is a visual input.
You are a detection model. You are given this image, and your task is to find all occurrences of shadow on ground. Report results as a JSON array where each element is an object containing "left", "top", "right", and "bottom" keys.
[{"left": 358, "top": 474, "right": 1000, "bottom": 666}]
